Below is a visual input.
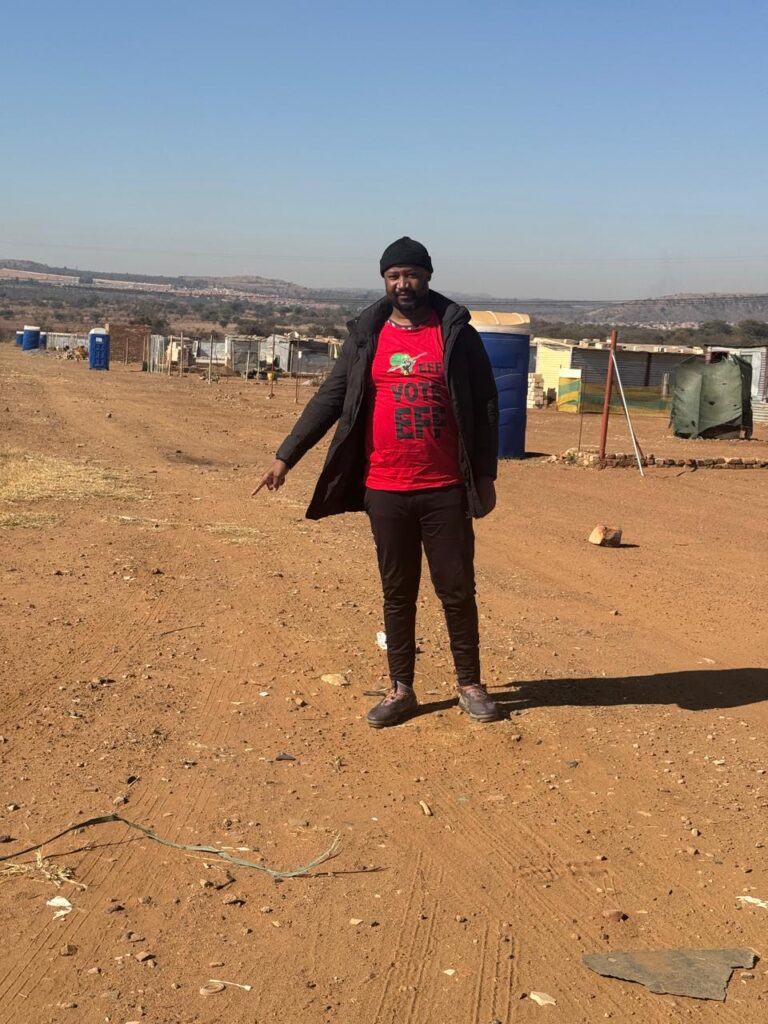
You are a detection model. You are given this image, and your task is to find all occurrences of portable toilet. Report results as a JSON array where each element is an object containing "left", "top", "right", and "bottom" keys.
[
  {"left": 470, "top": 311, "right": 531, "bottom": 458},
  {"left": 39, "top": 332, "right": 48, "bottom": 350},
  {"left": 21, "top": 325, "right": 41, "bottom": 351},
  {"left": 15, "top": 330, "right": 23, "bottom": 347},
  {"left": 89, "top": 328, "right": 110, "bottom": 370}
]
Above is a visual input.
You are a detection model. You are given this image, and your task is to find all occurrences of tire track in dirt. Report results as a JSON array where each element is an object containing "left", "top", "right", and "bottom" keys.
[
  {"left": 364, "top": 851, "right": 427, "bottom": 1024},
  {"left": 397, "top": 767, "right": 750, "bottom": 1023}
]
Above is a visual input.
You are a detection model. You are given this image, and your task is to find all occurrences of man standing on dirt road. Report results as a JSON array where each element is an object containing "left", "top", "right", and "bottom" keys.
[{"left": 255, "top": 237, "right": 501, "bottom": 728}]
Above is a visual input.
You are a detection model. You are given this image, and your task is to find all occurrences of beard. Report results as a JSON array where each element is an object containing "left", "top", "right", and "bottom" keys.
[{"left": 391, "top": 289, "right": 427, "bottom": 315}]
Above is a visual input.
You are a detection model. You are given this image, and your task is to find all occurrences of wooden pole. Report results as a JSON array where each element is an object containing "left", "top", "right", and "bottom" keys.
[
  {"left": 598, "top": 329, "right": 618, "bottom": 462},
  {"left": 245, "top": 341, "right": 251, "bottom": 381}
]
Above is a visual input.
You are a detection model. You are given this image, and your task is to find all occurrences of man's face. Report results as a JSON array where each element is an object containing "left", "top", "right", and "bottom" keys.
[{"left": 383, "top": 265, "right": 431, "bottom": 313}]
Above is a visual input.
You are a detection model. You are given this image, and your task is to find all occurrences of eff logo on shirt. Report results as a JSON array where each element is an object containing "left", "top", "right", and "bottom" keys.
[{"left": 388, "top": 352, "right": 425, "bottom": 376}]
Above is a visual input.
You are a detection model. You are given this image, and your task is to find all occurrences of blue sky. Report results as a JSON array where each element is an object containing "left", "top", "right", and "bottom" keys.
[{"left": 2, "top": 0, "right": 766, "bottom": 298}]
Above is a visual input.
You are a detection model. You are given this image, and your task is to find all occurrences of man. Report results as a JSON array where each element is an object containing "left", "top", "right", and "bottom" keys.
[{"left": 255, "top": 237, "right": 500, "bottom": 728}]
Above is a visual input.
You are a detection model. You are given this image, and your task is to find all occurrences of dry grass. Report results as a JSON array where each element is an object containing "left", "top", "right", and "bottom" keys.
[
  {"left": 112, "top": 514, "right": 171, "bottom": 528},
  {"left": 0, "top": 851, "right": 86, "bottom": 889},
  {"left": 0, "top": 511, "right": 59, "bottom": 529},
  {"left": 0, "top": 448, "right": 136, "bottom": 504},
  {"left": 205, "top": 522, "right": 262, "bottom": 544}
]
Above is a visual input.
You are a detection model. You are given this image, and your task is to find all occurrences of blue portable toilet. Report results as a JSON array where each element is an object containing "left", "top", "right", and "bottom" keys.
[
  {"left": 22, "top": 325, "right": 41, "bottom": 351},
  {"left": 39, "top": 332, "right": 48, "bottom": 350},
  {"left": 15, "top": 330, "right": 24, "bottom": 346},
  {"left": 470, "top": 311, "right": 531, "bottom": 459},
  {"left": 89, "top": 328, "right": 110, "bottom": 370}
]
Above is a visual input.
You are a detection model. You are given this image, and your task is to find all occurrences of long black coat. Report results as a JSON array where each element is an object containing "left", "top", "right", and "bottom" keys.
[{"left": 276, "top": 290, "right": 499, "bottom": 520}]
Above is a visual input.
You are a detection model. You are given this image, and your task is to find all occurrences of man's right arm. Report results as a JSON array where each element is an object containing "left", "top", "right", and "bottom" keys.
[
  {"left": 274, "top": 336, "right": 354, "bottom": 469},
  {"left": 253, "top": 336, "right": 355, "bottom": 497}
]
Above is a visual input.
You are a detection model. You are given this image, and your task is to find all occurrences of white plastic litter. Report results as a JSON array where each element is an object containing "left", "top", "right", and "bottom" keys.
[
  {"left": 376, "top": 632, "right": 388, "bottom": 651},
  {"left": 736, "top": 895, "right": 768, "bottom": 910},
  {"left": 529, "top": 991, "right": 557, "bottom": 1006},
  {"left": 46, "top": 896, "right": 73, "bottom": 919},
  {"left": 208, "top": 978, "right": 252, "bottom": 991}
]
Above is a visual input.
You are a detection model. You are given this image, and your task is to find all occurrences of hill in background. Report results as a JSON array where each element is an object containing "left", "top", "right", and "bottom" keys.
[{"left": 2, "top": 259, "right": 768, "bottom": 337}]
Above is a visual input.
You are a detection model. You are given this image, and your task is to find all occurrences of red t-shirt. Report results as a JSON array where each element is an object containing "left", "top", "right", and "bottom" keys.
[{"left": 365, "top": 313, "right": 462, "bottom": 491}]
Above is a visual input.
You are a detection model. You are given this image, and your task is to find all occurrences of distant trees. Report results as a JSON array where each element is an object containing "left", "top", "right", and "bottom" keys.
[{"left": 738, "top": 319, "right": 768, "bottom": 340}]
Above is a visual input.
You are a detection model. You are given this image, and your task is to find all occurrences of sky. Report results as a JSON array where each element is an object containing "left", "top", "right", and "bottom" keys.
[{"left": 2, "top": 0, "right": 767, "bottom": 300}]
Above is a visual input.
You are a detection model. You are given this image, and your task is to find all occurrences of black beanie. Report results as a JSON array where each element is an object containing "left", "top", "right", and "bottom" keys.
[{"left": 379, "top": 236, "right": 433, "bottom": 276}]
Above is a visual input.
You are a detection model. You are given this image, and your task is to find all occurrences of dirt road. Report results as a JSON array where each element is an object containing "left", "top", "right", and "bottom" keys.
[{"left": 1, "top": 347, "right": 766, "bottom": 1023}]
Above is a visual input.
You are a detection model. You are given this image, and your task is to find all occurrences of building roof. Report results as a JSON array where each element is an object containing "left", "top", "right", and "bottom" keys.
[{"left": 533, "top": 336, "right": 767, "bottom": 356}]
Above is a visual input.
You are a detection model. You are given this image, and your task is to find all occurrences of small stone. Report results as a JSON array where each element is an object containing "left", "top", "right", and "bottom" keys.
[
  {"left": 455, "top": 915, "right": 468, "bottom": 923},
  {"left": 223, "top": 896, "right": 246, "bottom": 906},
  {"left": 260, "top": 906, "right": 273, "bottom": 914},
  {"left": 588, "top": 524, "right": 623, "bottom": 547},
  {"left": 601, "top": 910, "right": 628, "bottom": 923},
  {"left": 293, "top": 698, "right": 307, "bottom": 707},
  {"left": 0, "top": 835, "right": 13, "bottom": 843},
  {"left": 6, "top": 804, "right": 19, "bottom": 812},
  {"left": 349, "top": 918, "right": 363, "bottom": 926},
  {"left": 321, "top": 673, "right": 349, "bottom": 687},
  {"left": 59, "top": 943, "right": 78, "bottom": 957},
  {"left": 106, "top": 902, "right": 125, "bottom": 913},
  {"left": 57, "top": 1002, "right": 77, "bottom": 1009},
  {"left": 113, "top": 795, "right": 128, "bottom": 806},
  {"left": 686, "top": 846, "right": 700, "bottom": 856},
  {"left": 86, "top": 967, "right": 101, "bottom": 975},
  {"left": 566, "top": 760, "right": 580, "bottom": 769},
  {"left": 125, "top": 932, "right": 145, "bottom": 942},
  {"left": 135, "top": 951, "right": 154, "bottom": 963},
  {"left": 106, "top": 412, "right": 112, "bottom": 418}
]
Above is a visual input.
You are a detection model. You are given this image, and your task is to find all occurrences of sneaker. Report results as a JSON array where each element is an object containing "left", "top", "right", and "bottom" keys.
[
  {"left": 367, "top": 682, "right": 418, "bottom": 729},
  {"left": 457, "top": 684, "right": 501, "bottom": 723}
]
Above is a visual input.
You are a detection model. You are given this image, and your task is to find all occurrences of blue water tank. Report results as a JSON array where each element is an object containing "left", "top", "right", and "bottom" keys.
[
  {"left": 15, "top": 330, "right": 24, "bottom": 346},
  {"left": 89, "top": 329, "right": 110, "bottom": 370},
  {"left": 22, "top": 325, "right": 41, "bottom": 351},
  {"left": 472, "top": 322, "right": 530, "bottom": 458}
]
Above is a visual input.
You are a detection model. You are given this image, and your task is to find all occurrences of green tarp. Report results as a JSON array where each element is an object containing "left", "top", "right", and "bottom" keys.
[{"left": 672, "top": 355, "right": 752, "bottom": 438}]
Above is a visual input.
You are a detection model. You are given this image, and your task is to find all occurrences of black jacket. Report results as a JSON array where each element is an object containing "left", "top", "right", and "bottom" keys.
[{"left": 276, "top": 290, "right": 499, "bottom": 520}]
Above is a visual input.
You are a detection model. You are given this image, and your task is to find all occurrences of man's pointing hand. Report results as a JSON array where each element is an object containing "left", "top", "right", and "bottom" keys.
[{"left": 252, "top": 459, "right": 288, "bottom": 495}]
